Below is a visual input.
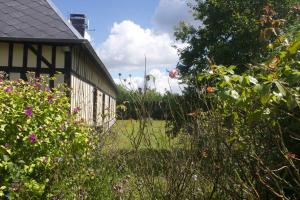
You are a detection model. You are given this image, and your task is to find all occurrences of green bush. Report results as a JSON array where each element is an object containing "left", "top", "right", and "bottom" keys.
[
  {"left": 0, "top": 76, "right": 90, "bottom": 199},
  {"left": 182, "top": 21, "right": 300, "bottom": 198}
]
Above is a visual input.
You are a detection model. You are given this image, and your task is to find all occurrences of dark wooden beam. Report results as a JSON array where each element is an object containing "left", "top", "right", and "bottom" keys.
[
  {"left": 102, "top": 93, "right": 106, "bottom": 125},
  {"left": 28, "top": 44, "right": 52, "bottom": 69},
  {"left": 0, "top": 66, "right": 65, "bottom": 74},
  {"left": 64, "top": 50, "right": 72, "bottom": 86},
  {"left": 22, "top": 44, "right": 28, "bottom": 80},
  {"left": 50, "top": 46, "right": 56, "bottom": 88},
  {"left": 64, "top": 47, "right": 72, "bottom": 99},
  {"left": 8, "top": 43, "right": 14, "bottom": 79},
  {"left": 108, "top": 96, "right": 111, "bottom": 120},
  {"left": 93, "top": 87, "right": 97, "bottom": 125}
]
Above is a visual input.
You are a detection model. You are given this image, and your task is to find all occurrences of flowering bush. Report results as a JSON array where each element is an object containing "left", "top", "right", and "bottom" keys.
[{"left": 0, "top": 76, "right": 89, "bottom": 199}]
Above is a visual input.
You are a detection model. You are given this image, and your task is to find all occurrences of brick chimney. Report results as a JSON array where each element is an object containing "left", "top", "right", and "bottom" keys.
[{"left": 70, "top": 14, "right": 86, "bottom": 37}]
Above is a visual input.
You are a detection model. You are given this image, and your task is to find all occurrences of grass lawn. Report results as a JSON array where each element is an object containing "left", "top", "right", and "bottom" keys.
[{"left": 106, "top": 120, "right": 184, "bottom": 151}]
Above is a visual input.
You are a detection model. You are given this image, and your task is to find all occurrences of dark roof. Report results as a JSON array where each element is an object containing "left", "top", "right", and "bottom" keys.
[
  {"left": 0, "top": 0, "right": 82, "bottom": 39},
  {"left": 0, "top": 0, "right": 117, "bottom": 94}
]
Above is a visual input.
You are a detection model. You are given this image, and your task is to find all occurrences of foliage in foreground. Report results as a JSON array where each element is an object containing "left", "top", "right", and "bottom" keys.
[
  {"left": 0, "top": 77, "right": 90, "bottom": 199},
  {"left": 168, "top": 3, "right": 300, "bottom": 199},
  {"left": 189, "top": 26, "right": 300, "bottom": 199}
]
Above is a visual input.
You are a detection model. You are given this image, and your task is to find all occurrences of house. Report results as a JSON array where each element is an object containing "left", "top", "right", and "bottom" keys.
[{"left": 0, "top": 0, "right": 117, "bottom": 128}]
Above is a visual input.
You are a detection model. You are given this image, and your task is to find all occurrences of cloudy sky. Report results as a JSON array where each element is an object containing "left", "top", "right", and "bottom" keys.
[{"left": 52, "top": 0, "right": 194, "bottom": 93}]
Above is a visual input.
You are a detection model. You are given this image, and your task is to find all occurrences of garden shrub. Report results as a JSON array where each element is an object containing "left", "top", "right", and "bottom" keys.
[
  {"left": 182, "top": 20, "right": 300, "bottom": 198},
  {"left": 0, "top": 76, "right": 90, "bottom": 199},
  {"left": 153, "top": 4, "right": 300, "bottom": 198}
]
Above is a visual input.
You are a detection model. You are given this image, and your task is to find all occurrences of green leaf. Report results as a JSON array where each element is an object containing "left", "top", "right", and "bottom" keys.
[
  {"left": 3, "top": 155, "right": 9, "bottom": 162},
  {"left": 287, "top": 95, "right": 298, "bottom": 110},
  {"left": 275, "top": 81, "right": 286, "bottom": 96},
  {"left": 288, "top": 40, "right": 300, "bottom": 55},
  {"left": 0, "top": 124, "right": 6, "bottom": 132},
  {"left": 227, "top": 136, "right": 238, "bottom": 144},
  {"left": 279, "top": 51, "right": 287, "bottom": 59},
  {"left": 226, "top": 69, "right": 235, "bottom": 75},
  {"left": 243, "top": 76, "right": 250, "bottom": 85},
  {"left": 224, "top": 75, "right": 230, "bottom": 82},
  {"left": 259, "top": 84, "right": 271, "bottom": 105}
]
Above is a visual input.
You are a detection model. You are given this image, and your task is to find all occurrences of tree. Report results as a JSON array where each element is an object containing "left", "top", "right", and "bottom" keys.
[
  {"left": 175, "top": 0, "right": 298, "bottom": 81},
  {"left": 116, "top": 85, "right": 165, "bottom": 120}
]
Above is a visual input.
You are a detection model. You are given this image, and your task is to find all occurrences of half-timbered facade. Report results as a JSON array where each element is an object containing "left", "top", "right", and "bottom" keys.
[{"left": 0, "top": 0, "right": 117, "bottom": 128}]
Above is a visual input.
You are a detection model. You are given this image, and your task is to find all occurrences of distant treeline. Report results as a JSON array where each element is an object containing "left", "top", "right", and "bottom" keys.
[{"left": 116, "top": 85, "right": 183, "bottom": 120}]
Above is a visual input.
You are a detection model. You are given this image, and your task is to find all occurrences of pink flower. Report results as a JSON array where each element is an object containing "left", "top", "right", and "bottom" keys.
[
  {"left": 45, "top": 87, "right": 51, "bottom": 92},
  {"left": 73, "top": 107, "right": 81, "bottom": 114},
  {"left": 24, "top": 107, "right": 33, "bottom": 117},
  {"left": 169, "top": 69, "right": 179, "bottom": 78},
  {"left": 4, "top": 86, "right": 13, "bottom": 93},
  {"left": 28, "top": 133, "right": 37, "bottom": 143}
]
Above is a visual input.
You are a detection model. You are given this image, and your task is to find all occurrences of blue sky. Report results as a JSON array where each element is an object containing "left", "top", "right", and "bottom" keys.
[
  {"left": 52, "top": 0, "right": 194, "bottom": 93},
  {"left": 52, "top": 0, "right": 160, "bottom": 44}
]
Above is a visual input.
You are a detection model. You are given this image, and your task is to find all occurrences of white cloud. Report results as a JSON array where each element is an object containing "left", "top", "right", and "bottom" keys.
[
  {"left": 97, "top": 20, "right": 180, "bottom": 72},
  {"left": 153, "top": 0, "right": 196, "bottom": 33},
  {"left": 96, "top": 1, "right": 195, "bottom": 94},
  {"left": 115, "top": 68, "right": 184, "bottom": 94},
  {"left": 84, "top": 31, "right": 92, "bottom": 42}
]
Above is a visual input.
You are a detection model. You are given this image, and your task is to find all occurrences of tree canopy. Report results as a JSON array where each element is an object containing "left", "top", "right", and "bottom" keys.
[{"left": 175, "top": 0, "right": 298, "bottom": 80}]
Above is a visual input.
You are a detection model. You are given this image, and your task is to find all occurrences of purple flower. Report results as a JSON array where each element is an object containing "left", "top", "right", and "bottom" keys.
[
  {"left": 73, "top": 107, "right": 81, "bottom": 114},
  {"left": 24, "top": 107, "right": 33, "bottom": 117},
  {"left": 28, "top": 133, "right": 37, "bottom": 143},
  {"left": 4, "top": 143, "right": 10, "bottom": 149},
  {"left": 45, "top": 87, "right": 51, "bottom": 92},
  {"left": 32, "top": 82, "right": 41, "bottom": 89},
  {"left": 4, "top": 86, "right": 13, "bottom": 93},
  {"left": 48, "top": 95, "right": 54, "bottom": 104}
]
